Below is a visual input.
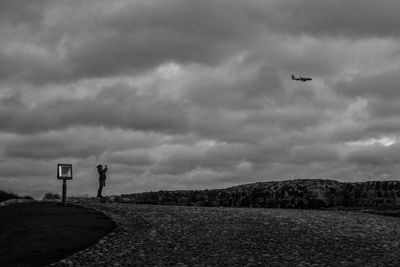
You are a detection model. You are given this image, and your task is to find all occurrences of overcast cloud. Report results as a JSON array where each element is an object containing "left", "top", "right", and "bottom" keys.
[{"left": 1, "top": 0, "right": 400, "bottom": 198}]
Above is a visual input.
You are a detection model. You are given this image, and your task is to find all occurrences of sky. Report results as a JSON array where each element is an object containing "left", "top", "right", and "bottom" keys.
[{"left": 2, "top": 0, "right": 400, "bottom": 199}]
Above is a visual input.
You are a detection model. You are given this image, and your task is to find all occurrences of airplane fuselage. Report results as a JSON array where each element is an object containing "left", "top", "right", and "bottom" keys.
[{"left": 291, "top": 75, "right": 312, "bottom": 82}]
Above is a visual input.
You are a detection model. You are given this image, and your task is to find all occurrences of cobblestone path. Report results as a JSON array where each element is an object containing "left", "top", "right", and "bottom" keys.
[{"left": 49, "top": 203, "right": 400, "bottom": 266}]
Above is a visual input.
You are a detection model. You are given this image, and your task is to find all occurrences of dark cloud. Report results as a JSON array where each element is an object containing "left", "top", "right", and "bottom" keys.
[
  {"left": 0, "top": 158, "right": 52, "bottom": 178},
  {"left": 346, "top": 144, "right": 400, "bottom": 166},
  {"left": 108, "top": 150, "right": 153, "bottom": 167},
  {"left": 260, "top": 0, "right": 400, "bottom": 38},
  {"left": 0, "top": 0, "right": 256, "bottom": 84},
  {"left": 289, "top": 144, "right": 340, "bottom": 165},
  {"left": 2, "top": 0, "right": 398, "bottom": 84},
  {"left": 1, "top": 0, "right": 400, "bottom": 198},
  {"left": 3, "top": 127, "right": 163, "bottom": 159},
  {"left": 0, "top": 91, "right": 23, "bottom": 107},
  {"left": 0, "top": 0, "right": 49, "bottom": 27},
  {"left": 0, "top": 84, "right": 189, "bottom": 134},
  {"left": 338, "top": 68, "right": 400, "bottom": 100}
]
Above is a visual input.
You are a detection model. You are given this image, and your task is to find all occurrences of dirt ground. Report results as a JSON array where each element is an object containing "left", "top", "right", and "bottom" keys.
[{"left": 51, "top": 203, "right": 400, "bottom": 266}]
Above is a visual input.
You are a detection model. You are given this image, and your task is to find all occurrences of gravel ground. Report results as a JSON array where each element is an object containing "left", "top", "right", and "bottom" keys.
[{"left": 49, "top": 203, "right": 400, "bottom": 266}]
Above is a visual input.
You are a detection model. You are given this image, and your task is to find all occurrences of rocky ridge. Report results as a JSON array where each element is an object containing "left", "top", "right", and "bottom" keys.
[{"left": 72, "top": 179, "right": 400, "bottom": 209}]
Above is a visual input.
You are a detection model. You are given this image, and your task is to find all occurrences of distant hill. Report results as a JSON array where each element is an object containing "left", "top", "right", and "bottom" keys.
[
  {"left": 0, "top": 190, "right": 33, "bottom": 203},
  {"left": 85, "top": 179, "right": 400, "bottom": 210}
]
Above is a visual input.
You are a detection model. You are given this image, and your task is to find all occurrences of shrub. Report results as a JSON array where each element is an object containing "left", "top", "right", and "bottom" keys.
[
  {"left": 43, "top": 193, "right": 61, "bottom": 200},
  {"left": 0, "top": 190, "right": 33, "bottom": 202},
  {"left": 0, "top": 190, "right": 19, "bottom": 202}
]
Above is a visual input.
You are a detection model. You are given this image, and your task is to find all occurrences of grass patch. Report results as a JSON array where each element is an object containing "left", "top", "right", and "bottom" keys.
[{"left": 0, "top": 202, "right": 116, "bottom": 267}]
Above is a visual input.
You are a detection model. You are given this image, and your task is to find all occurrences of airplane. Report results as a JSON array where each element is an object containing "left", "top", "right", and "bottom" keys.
[{"left": 291, "top": 75, "right": 312, "bottom": 82}]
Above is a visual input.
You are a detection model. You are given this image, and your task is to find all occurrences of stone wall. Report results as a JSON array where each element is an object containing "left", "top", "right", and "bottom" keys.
[
  {"left": 345, "top": 181, "right": 400, "bottom": 209},
  {"left": 101, "top": 179, "right": 400, "bottom": 209}
]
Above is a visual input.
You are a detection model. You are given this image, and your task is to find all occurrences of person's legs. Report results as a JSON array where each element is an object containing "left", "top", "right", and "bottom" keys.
[{"left": 97, "top": 185, "right": 103, "bottom": 198}]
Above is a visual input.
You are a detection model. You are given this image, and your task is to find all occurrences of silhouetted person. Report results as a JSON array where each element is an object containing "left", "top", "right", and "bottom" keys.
[{"left": 97, "top": 164, "right": 108, "bottom": 198}]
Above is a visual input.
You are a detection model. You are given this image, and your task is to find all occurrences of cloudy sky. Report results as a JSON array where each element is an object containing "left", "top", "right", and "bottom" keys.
[{"left": 2, "top": 0, "right": 400, "bottom": 198}]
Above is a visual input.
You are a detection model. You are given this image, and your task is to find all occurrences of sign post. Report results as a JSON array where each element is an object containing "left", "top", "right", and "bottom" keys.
[{"left": 57, "top": 164, "right": 73, "bottom": 206}]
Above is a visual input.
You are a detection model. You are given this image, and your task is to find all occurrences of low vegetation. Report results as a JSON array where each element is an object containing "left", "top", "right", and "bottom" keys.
[
  {"left": 42, "top": 192, "right": 61, "bottom": 200},
  {"left": 0, "top": 190, "right": 33, "bottom": 202},
  {"left": 0, "top": 202, "right": 116, "bottom": 267}
]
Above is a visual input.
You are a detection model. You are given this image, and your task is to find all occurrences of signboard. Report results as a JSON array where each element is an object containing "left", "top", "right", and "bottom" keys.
[{"left": 57, "top": 164, "right": 73, "bottom": 180}]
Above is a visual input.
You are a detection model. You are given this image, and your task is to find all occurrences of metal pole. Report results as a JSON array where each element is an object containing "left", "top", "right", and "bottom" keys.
[{"left": 62, "top": 179, "right": 67, "bottom": 206}]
